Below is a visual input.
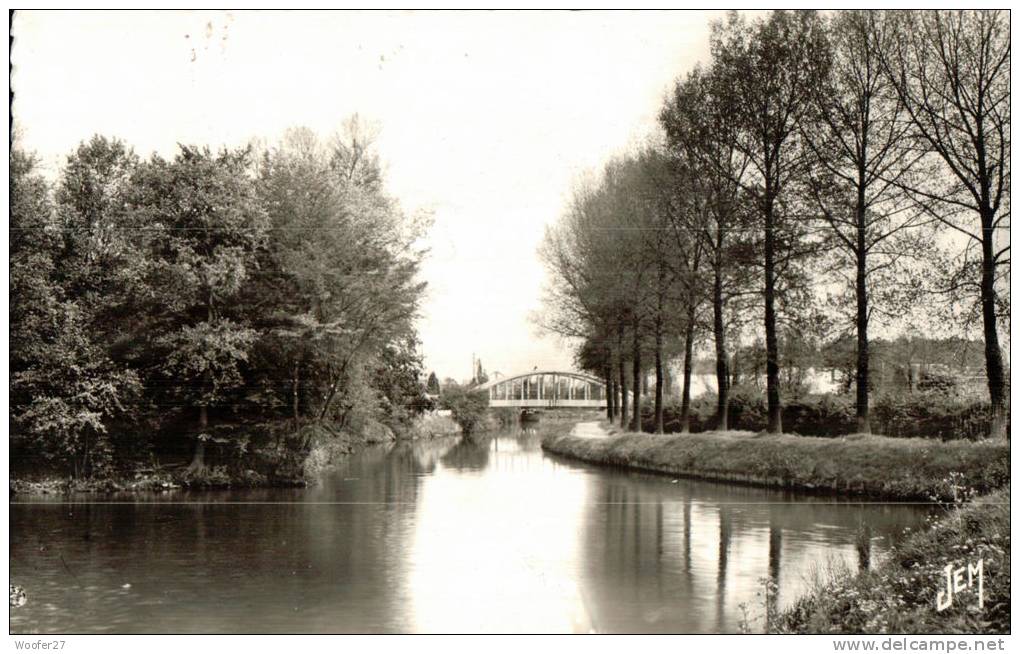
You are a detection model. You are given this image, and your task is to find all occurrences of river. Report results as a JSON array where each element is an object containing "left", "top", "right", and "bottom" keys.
[{"left": 10, "top": 421, "right": 930, "bottom": 634}]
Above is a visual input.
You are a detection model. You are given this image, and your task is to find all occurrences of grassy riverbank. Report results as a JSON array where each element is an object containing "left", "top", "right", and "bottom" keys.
[
  {"left": 10, "top": 413, "right": 461, "bottom": 496},
  {"left": 773, "top": 486, "right": 1010, "bottom": 634},
  {"left": 541, "top": 424, "right": 1009, "bottom": 501}
]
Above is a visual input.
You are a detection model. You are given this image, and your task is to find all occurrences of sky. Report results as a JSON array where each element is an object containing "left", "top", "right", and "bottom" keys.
[{"left": 11, "top": 10, "right": 721, "bottom": 382}]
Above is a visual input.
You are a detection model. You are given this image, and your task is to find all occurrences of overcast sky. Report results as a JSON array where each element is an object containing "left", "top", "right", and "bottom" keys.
[{"left": 12, "top": 10, "right": 722, "bottom": 381}]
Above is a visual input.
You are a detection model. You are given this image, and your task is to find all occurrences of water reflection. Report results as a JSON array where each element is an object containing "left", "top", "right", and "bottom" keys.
[
  {"left": 574, "top": 473, "right": 927, "bottom": 633},
  {"left": 10, "top": 424, "right": 928, "bottom": 634},
  {"left": 407, "top": 428, "right": 591, "bottom": 633}
]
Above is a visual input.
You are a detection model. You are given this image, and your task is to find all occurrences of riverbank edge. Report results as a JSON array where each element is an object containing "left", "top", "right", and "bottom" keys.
[
  {"left": 10, "top": 413, "right": 463, "bottom": 497},
  {"left": 543, "top": 424, "right": 1010, "bottom": 633},
  {"left": 772, "top": 486, "right": 1009, "bottom": 634},
  {"left": 540, "top": 423, "right": 1009, "bottom": 502}
]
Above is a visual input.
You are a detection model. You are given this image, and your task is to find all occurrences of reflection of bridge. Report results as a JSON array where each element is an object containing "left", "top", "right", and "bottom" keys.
[{"left": 480, "top": 370, "right": 607, "bottom": 408}]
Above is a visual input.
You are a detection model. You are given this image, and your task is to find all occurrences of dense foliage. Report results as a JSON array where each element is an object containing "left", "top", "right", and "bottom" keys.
[
  {"left": 10, "top": 123, "right": 431, "bottom": 477},
  {"left": 640, "top": 389, "right": 1005, "bottom": 441},
  {"left": 438, "top": 382, "right": 491, "bottom": 436}
]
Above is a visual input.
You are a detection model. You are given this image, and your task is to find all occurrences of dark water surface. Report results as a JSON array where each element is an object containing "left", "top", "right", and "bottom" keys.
[{"left": 10, "top": 423, "right": 929, "bottom": 634}]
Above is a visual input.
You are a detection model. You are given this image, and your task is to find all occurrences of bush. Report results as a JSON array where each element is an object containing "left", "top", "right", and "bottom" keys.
[
  {"left": 439, "top": 384, "right": 490, "bottom": 435},
  {"left": 640, "top": 387, "right": 1004, "bottom": 440},
  {"left": 871, "top": 393, "right": 1003, "bottom": 441},
  {"left": 175, "top": 464, "right": 232, "bottom": 489}
]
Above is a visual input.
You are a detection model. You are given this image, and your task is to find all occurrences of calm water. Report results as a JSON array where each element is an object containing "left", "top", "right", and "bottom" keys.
[{"left": 10, "top": 422, "right": 929, "bottom": 634}]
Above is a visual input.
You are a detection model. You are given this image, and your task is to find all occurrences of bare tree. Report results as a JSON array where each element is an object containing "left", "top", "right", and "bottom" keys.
[
  {"left": 538, "top": 173, "right": 637, "bottom": 428},
  {"left": 603, "top": 158, "right": 658, "bottom": 431},
  {"left": 802, "top": 11, "right": 929, "bottom": 434},
  {"left": 711, "top": 10, "right": 831, "bottom": 433},
  {"left": 630, "top": 147, "right": 686, "bottom": 434},
  {"left": 661, "top": 65, "right": 753, "bottom": 431},
  {"left": 878, "top": 10, "right": 1010, "bottom": 438}
]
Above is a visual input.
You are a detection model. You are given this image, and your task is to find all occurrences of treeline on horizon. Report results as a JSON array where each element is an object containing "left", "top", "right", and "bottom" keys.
[
  {"left": 10, "top": 118, "right": 433, "bottom": 477},
  {"left": 540, "top": 10, "right": 1009, "bottom": 438}
]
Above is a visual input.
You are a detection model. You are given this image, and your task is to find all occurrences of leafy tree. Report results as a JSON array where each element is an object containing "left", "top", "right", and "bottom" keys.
[
  {"left": 10, "top": 120, "right": 431, "bottom": 477},
  {"left": 128, "top": 145, "right": 269, "bottom": 471},
  {"left": 575, "top": 335, "right": 617, "bottom": 421},
  {"left": 371, "top": 336, "right": 434, "bottom": 426},
  {"left": 53, "top": 136, "right": 143, "bottom": 311},
  {"left": 426, "top": 372, "right": 441, "bottom": 395},
  {"left": 253, "top": 126, "right": 426, "bottom": 430},
  {"left": 475, "top": 359, "right": 489, "bottom": 385},
  {"left": 10, "top": 147, "right": 139, "bottom": 476}
]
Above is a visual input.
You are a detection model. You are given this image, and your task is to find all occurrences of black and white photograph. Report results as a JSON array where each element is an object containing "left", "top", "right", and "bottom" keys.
[{"left": 6, "top": 7, "right": 1012, "bottom": 644}]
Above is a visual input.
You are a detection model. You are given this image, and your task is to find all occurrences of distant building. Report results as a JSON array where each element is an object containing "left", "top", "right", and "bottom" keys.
[{"left": 655, "top": 361, "right": 840, "bottom": 398}]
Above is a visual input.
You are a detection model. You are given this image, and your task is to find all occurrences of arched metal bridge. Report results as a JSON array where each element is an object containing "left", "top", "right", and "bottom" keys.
[{"left": 479, "top": 370, "right": 608, "bottom": 408}]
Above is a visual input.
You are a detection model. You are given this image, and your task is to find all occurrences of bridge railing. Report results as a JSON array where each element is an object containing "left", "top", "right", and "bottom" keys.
[
  {"left": 482, "top": 371, "right": 607, "bottom": 406},
  {"left": 489, "top": 398, "right": 605, "bottom": 408}
]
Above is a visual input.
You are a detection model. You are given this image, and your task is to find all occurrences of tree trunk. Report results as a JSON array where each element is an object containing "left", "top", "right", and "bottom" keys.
[
  {"left": 319, "top": 360, "right": 350, "bottom": 421},
  {"left": 618, "top": 325, "right": 629, "bottom": 429},
  {"left": 855, "top": 188, "right": 871, "bottom": 434},
  {"left": 81, "top": 433, "right": 90, "bottom": 479},
  {"left": 187, "top": 404, "right": 208, "bottom": 473},
  {"left": 680, "top": 316, "right": 695, "bottom": 434},
  {"left": 605, "top": 364, "right": 615, "bottom": 421},
  {"left": 713, "top": 259, "right": 730, "bottom": 432},
  {"left": 763, "top": 191, "right": 782, "bottom": 433},
  {"left": 980, "top": 207, "right": 1007, "bottom": 439},
  {"left": 615, "top": 379, "right": 622, "bottom": 424},
  {"left": 630, "top": 320, "right": 643, "bottom": 432},
  {"left": 292, "top": 360, "right": 301, "bottom": 428},
  {"left": 612, "top": 377, "right": 619, "bottom": 420},
  {"left": 654, "top": 325, "right": 664, "bottom": 434}
]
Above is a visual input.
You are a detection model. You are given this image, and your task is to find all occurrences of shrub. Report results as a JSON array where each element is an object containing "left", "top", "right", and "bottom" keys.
[
  {"left": 871, "top": 393, "right": 1003, "bottom": 441},
  {"left": 175, "top": 464, "right": 232, "bottom": 489},
  {"left": 639, "top": 386, "right": 1004, "bottom": 440},
  {"left": 439, "top": 384, "right": 490, "bottom": 435}
]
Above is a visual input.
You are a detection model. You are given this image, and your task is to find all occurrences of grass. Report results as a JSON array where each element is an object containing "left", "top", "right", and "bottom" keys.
[
  {"left": 541, "top": 424, "right": 1009, "bottom": 501},
  {"left": 772, "top": 486, "right": 1010, "bottom": 634}
]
